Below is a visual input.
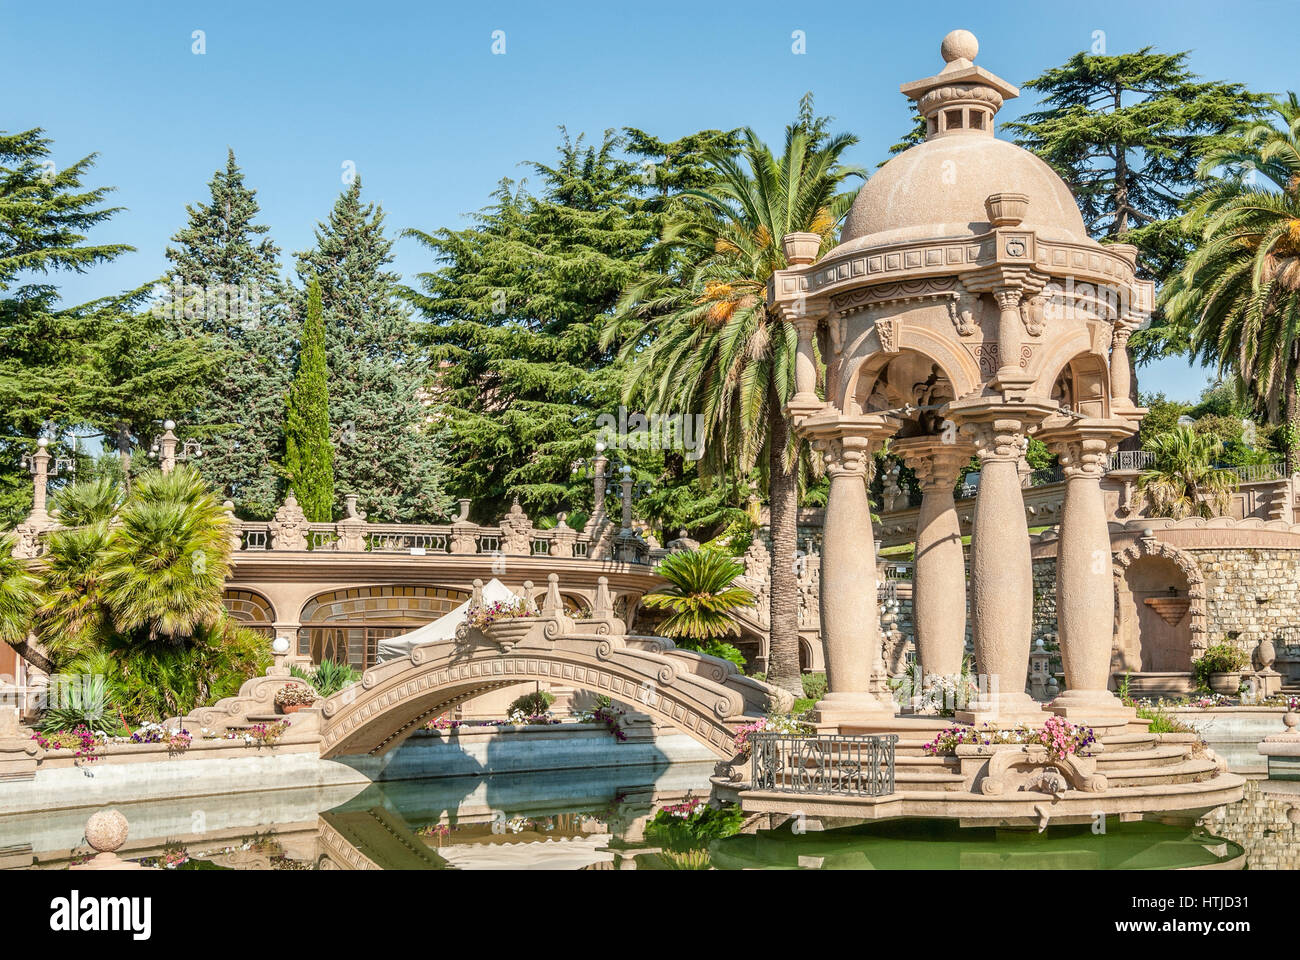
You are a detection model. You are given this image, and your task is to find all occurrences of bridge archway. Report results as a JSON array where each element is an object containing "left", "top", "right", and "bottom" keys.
[{"left": 318, "top": 630, "right": 774, "bottom": 759}]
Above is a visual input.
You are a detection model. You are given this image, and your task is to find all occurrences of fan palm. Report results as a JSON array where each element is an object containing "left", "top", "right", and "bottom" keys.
[
  {"left": 614, "top": 116, "right": 863, "bottom": 695},
  {"left": 641, "top": 548, "right": 756, "bottom": 641},
  {"left": 0, "top": 534, "right": 45, "bottom": 672},
  {"left": 1137, "top": 426, "right": 1237, "bottom": 519},
  {"left": 100, "top": 465, "right": 233, "bottom": 642},
  {"left": 1162, "top": 93, "right": 1300, "bottom": 471}
]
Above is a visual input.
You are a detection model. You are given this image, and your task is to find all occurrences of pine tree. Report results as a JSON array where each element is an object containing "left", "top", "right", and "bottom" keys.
[
  {"left": 0, "top": 128, "right": 132, "bottom": 525},
  {"left": 1005, "top": 49, "right": 1264, "bottom": 360},
  {"left": 294, "top": 179, "right": 450, "bottom": 522},
  {"left": 403, "top": 130, "right": 661, "bottom": 520},
  {"left": 284, "top": 280, "right": 333, "bottom": 520},
  {"left": 160, "top": 149, "right": 292, "bottom": 518}
]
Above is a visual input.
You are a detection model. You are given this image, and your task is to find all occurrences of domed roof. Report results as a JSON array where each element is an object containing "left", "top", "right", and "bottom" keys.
[
  {"left": 836, "top": 136, "right": 1089, "bottom": 251},
  {"left": 830, "top": 29, "right": 1089, "bottom": 255}
]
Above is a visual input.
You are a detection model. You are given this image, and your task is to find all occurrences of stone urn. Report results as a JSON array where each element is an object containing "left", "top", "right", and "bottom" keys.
[
  {"left": 1209, "top": 672, "right": 1243, "bottom": 696},
  {"left": 985, "top": 192, "right": 1029, "bottom": 227},
  {"left": 781, "top": 231, "right": 822, "bottom": 266},
  {"left": 482, "top": 617, "right": 537, "bottom": 652}
]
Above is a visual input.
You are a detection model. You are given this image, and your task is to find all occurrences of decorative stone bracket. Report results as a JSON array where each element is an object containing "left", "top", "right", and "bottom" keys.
[{"left": 959, "top": 742, "right": 1108, "bottom": 796}]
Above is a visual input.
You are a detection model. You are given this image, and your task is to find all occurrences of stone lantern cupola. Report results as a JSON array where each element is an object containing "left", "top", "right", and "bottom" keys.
[{"left": 900, "top": 28, "right": 1017, "bottom": 139}]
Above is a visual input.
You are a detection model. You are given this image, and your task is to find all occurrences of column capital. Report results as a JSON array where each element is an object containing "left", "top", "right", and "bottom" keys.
[
  {"left": 1036, "top": 416, "right": 1136, "bottom": 480},
  {"left": 804, "top": 414, "right": 900, "bottom": 477},
  {"left": 948, "top": 397, "right": 1058, "bottom": 464},
  {"left": 890, "top": 435, "right": 975, "bottom": 491}
]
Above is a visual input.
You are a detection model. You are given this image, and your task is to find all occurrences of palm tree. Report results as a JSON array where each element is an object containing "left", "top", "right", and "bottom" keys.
[
  {"left": 101, "top": 465, "right": 233, "bottom": 642},
  {"left": 615, "top": 107, "right": 863, "bottom": 695},
  {"left": 1163, "top": 93, "right": 1300, "bottom": 472},
  {"left": 640, "top": 549, "right": 757, "bottom": 641},
  {"left": 1138, "top": 426, "right": 1237, "bottom": 518},
  {"left": 0, "top": 534, "right": 46, "bottom": 672}
]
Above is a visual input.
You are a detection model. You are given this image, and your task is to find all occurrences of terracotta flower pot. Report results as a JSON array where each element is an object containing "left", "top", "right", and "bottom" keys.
[
  {"left": 278, "top": 702, "right": 313, "bottom": 714},
  {"left": 1209, "top": 672, "right": 1241, "bottom": 696}
]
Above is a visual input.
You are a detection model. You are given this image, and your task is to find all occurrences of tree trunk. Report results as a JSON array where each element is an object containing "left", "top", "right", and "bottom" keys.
[
  {"left": 117, "top": 424, "right": 132, "bottom": 493},
  {"left": 1287, "top": 374, "right": 1298, "bottom": 476},
  {"left": 766, "top": 391, "right": 804, "bottom": 698},
  {"left": 6, "top": 637, "right": 54, "bottom": 675}
]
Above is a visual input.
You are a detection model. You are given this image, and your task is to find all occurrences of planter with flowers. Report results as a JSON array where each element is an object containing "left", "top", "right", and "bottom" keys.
[
  {"left": 1193, "top": 642, "right": 1249, "bottom": 697},
  {"left": 274, "top": 685, "right": 318, "bottom": 715},
  {"left": 465, "top": 598, "right": 539, "bottom": 651}
]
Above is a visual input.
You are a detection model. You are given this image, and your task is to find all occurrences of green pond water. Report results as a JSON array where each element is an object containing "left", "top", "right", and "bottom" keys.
[{"left": 6, "top": 761, "right": 1275, "bottom": 870}]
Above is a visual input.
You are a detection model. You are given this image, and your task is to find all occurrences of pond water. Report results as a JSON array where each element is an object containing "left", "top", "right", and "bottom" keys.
[{"left": 7, "top": 762, "right": 1292, "bottom": 870}]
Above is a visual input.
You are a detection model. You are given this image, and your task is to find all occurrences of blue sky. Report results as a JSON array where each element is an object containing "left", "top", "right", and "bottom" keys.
[{"left": 3, "top": 0, "right": 1291, "bottom": 401}]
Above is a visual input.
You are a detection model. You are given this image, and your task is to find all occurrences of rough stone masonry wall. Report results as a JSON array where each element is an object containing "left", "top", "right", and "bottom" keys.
[
  {"left": 1199, "top": 779, "right": 1300, "bottom": 869},
  {"left": 1031, "top": 547, "right": 1300, "bottom": 662},
  {"left": 1194, "top": 547, "right": 1300, "bottom": 653}
]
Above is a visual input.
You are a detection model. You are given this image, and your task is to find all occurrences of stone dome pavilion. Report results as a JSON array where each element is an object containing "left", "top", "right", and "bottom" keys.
[{"left": 769, "top": 29, "right": 1155, "bottom": 729}]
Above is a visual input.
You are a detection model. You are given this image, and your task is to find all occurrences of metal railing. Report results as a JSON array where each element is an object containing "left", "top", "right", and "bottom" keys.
[
  {"left": 750, "top": 732, "right": 898, "bottom": 797},
  {"left": 1106, "top": 450, "right": 1155, "bottom": 472}
]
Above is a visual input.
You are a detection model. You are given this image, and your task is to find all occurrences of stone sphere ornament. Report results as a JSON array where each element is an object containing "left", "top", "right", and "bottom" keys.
[
  {"left": 941, "top": 29, "right": 978, "bottom": 63},
  {"left": 85, "top": 809, "right": 129, "bottom": 853},
  {"left": 272, "top": 636, "right": 290, "bottom": 655}
]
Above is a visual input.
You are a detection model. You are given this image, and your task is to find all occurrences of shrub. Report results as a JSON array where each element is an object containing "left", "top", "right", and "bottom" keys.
[
  {"left": 291, "top": 659, "right": 361, "bottom": 697},
  {"left": 507, "top": 690, "right": 555, "bottom": 717},
  {"left": 1192, "top": 642, "right": 1248, "bottom": 691},
  {"left": 801, "top": 672, "right": 828, "bottom": 702}
]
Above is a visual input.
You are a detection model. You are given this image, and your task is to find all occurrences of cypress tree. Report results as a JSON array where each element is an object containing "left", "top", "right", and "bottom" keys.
[
  {"left": 284, "top": 279, "right": 333, "bottom": 521},
  {"left": 294, "top": 179, "right": 449, "bottom": 522},
  {"left": 160, "top": 149, "right": 292, "bottom": 518}
]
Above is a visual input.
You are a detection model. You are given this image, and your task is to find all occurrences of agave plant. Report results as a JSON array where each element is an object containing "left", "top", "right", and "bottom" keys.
[
  {"left": 1137, "top": 426, "right": 1238, "bottom": 519},
  {"left": 641, "top": 548, "right": 756, "bottom": 641}
]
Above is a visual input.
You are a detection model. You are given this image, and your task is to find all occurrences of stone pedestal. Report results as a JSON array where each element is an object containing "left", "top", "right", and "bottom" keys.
[
  {"left": 805, "top": 416, "right": 898, "bottom": 727},
  {"left": 952, "top": 402, "right": 1056, "bottom": 725},
  {"left": 894, "top": 437, "right": 973, "bottom": 680},
  {"left": 1040, "top": 418, "right": 1136, "bottom": 722}
]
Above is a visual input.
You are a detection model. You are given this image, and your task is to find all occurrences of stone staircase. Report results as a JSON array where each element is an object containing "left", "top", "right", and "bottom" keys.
[{"left": 884, "top": 722, "right": 1220, "bottom": 794}]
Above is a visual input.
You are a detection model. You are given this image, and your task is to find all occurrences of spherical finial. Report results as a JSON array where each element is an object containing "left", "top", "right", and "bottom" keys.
[
  {"left": 36, "top": 436, "right": 48, "bottom": 449},
  {"left": 163, "top": 419, "right": 176, "bottom": 431},
  {"left": 85, "top": 809, "right": 129, "bottom": 853},
  {"left": 941, "top": 29, "right": 978, "bottom": 63}
]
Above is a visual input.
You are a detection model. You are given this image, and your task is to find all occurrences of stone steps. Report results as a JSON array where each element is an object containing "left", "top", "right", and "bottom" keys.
[
  {"left": 893, "top": 772, "right": 967, "bottom": 792},
  {"left": 1094, "top": 744, "right": 1189, "bottom": 770},
  {"left": 1095, "top": 731, "right": 1158, "bottom": 753},
  {"left": 1103, "top": 756, "right": 1220, "bottom": 788}
]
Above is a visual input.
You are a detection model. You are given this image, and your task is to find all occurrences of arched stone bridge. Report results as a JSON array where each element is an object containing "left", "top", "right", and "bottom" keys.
[{"left": 181, "top": 575, "right": 789, "bottom": 760}]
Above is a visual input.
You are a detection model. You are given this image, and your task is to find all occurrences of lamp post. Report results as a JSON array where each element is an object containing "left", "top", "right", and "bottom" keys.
[{"left": 150, "top": 419, "right": 203, "bottom": 474}]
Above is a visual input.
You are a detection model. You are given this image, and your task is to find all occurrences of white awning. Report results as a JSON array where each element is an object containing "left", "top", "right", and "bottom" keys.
[{"left": 375, "top": 577, "right": 519, "bottom": 662}]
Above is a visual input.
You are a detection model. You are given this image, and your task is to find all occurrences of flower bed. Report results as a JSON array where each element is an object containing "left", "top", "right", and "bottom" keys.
[
  {"left": 731, "top": 713, "right": 813, "bottom": 754},
  {"left": 923, "top": 718, "right": 1096, "bottom": 762}
]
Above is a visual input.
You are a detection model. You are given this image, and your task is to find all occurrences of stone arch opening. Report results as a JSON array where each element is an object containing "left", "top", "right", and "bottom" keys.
[
  {"left": 222, "top": 588, "right": 276, "bottom": 638},
  {"left": 297, "top": 584, "right": 469, "bottom": 670},
  {"left": 850, "top": 347, "right": 958, "bottom": 438},
  {"left": 1112, "top": 537, "right": 1208, "bottom": 690},
  {"left": 1044, "top": 351, "right": 1111, "bottom": 420}
]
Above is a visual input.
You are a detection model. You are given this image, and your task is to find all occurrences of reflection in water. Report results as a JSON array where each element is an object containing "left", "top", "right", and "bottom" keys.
[{"left": 7, "top": 760, "right": 1294, "bottom": 870}]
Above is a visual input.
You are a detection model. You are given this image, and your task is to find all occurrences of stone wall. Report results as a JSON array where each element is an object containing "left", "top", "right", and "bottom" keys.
[
  {"left": 1194, "top": 547, "right": 1300, "bottom": 651},
  {"left": 1198, "top": 779, "right": 1300, "bottom": 870}
]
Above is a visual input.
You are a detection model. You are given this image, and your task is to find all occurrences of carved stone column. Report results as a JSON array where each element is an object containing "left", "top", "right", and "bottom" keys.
[
  {"left": 894, "top": 437, "right": 974, "bottom": 679},
  {"left": 1039, "top": 418, "right": 1136, "bottom": 721},
  {"left": 951, "top": 399, "right": 1057, "bottom": 724},
  {"left": 805, "top": 415, "right": 899, "bottom": 727},
  {"left": 992, "top": 286, "right": 1024, "bottom": 388},
  {"left": 791, "top": 315, "right": 820, "bottom": 408}
]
